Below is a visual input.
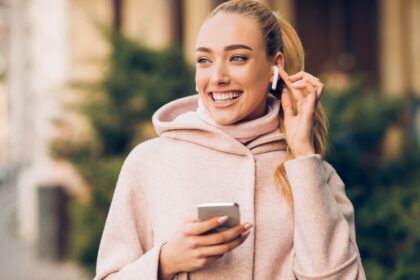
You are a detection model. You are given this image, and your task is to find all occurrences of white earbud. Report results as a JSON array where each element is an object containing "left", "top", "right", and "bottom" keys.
[
  {"left": 271, "top": 65, "right": 279, "bottom": 90},
  {"left": 195, "top": 85, "right": 199, "bottom": 92}
]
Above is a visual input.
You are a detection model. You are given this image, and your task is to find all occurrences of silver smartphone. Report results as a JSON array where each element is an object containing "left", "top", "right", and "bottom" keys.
[{"left": 197, "top": 202, "right": 240, "bottom": 233}]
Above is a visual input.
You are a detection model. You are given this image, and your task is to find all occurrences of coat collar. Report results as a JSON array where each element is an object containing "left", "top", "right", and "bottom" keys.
[{"left": 152, "top": 94, "right": 286, "bottom": 156}]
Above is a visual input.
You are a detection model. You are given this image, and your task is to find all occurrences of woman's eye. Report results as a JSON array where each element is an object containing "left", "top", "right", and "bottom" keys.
[
  {"left": 196, "top": 57, "right": 210, "bottom": 64},
  {"left": 230, "top": 55, "right": 248, "bottom": 62}
]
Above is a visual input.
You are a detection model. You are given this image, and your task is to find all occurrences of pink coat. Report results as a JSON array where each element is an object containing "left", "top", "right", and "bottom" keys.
[{"left": 94, "top": 95, "right": 366, "bottom": 280}]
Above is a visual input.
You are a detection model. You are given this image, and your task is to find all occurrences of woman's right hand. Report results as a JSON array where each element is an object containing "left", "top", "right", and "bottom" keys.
[{"left": 158, "top": 216, "right": 253, "bottom": 280}]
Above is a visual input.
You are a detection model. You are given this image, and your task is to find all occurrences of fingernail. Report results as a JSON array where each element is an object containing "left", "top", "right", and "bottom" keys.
[
  {"left": 217, "top": 216, "right": 229, "bottom": 224},
  {"left": 243, "top": 223, "right": 253, "bottom": 230},
  {"left": 292, "top": 80, "right": 305, "bottom": 87}
]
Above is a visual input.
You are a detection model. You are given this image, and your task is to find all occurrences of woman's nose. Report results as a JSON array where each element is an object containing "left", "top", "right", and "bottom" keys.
[{"left": 210, "top": 63, "right": 230, "bottom": 86}]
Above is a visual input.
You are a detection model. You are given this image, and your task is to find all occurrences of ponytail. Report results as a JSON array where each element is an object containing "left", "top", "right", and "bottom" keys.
[{"left": 274, "top": 15, "right": 329, "bottom": 209}]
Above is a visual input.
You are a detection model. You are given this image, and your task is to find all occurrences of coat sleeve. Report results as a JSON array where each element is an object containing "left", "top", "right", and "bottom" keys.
[
  {"left": 93, "top": 160, "right": 164, "bottom": 280},
  {"left": 284, "top": 154, "right": 366, "bottom": 280}
]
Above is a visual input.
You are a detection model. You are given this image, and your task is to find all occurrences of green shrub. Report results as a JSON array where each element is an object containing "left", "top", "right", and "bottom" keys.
[
  {"left": 323, "top": 80, "right": 420, "bottom": 280},
  {"left": 69, "top": 157, "right": 123, "bottom": 270}
]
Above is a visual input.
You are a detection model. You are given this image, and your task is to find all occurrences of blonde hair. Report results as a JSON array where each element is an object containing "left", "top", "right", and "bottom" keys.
[{"left": 209, "top": 0, "right": 328, "bottom": 208}]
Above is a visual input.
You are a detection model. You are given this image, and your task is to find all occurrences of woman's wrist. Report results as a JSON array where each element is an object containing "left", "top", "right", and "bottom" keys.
[
  {"left": 291, "top": 146, "right": 316, "bottom": 159},
  {"left": 288, "top": 141, "right": 315, "bottom": 158},
  {"left": 158, "top": 243, "right": 177, "bottom": 280},
  {"left": 294, "top": 152, "right": 316, "bottom": 159}
]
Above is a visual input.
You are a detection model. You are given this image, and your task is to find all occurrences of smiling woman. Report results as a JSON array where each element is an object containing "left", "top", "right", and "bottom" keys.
[{"left": 94, "top": 1, "right": 366, "bottom": 279}]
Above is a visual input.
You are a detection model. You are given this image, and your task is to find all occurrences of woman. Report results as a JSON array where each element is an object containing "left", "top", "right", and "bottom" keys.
[{"left": 94, "top": 0, "right": 365, "bottom": 279}]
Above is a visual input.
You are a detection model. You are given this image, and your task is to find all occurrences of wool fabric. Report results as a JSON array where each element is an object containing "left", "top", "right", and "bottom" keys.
[{"left": 94, "top": 94, "right": 366, "bottom": 280}]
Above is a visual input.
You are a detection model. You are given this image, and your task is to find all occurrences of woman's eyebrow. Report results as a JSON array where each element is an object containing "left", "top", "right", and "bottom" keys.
[
  {"left": 196, "top": 44, "right": 253, "bottom": 52},
  {"left": 225, "top": 44, "right": 253, "bottom": 51}
]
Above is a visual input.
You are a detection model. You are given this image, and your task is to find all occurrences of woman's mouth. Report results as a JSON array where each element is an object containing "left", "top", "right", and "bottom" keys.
[{"left": 211, "top": 91, "right": 243, "bottom": 104}]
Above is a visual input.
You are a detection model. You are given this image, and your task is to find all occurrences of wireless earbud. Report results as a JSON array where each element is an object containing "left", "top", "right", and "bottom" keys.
[{"left": 271, "top": 65, "right": 279, "bottom": 90}]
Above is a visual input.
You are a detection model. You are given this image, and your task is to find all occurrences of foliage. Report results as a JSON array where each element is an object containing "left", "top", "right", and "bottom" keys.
[
  {"left": 69, "top": 157, "right": 123, "bottom": 267},
  {"left": 52, "top": 31, "right": 194, "bottom": 270},
  {"left": 80, "top": 31, "right": 194, "bottom": 156},
  {"left": 323, "top": 80, "right": 420, "bottom": 280}
]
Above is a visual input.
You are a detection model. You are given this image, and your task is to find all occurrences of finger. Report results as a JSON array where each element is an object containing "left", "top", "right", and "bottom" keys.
[
  {"left": 206, "top": 255, "right": 224, "bottom": 262},
  {"left": 303, "top": 82, "right": 317, "bottom": 107},
  {"left": 306, "top": 78, "right": 323, "bottom": 88},
  {"left": 315, "top": 83, "right": 324, "bottom": 101},
  {"left": 281, "top": 89, "right": 295, "bottom": 118},
  {"left": 304, "top": 80, "right": 316, "bottom": 96},
  {"left": 291, "top": 78, "right": 307, "bottom": 90},
  {"left": 277, "top": 65, "right": 290, "bottom": 82},
  {"left": 294, "top": 79, "right": 321, "bottom": 105},
  {"left": 194, "top": 255, "right": 224, "bottom": 269},
  {"left": 287, "top": 71, "right": 305, "bottom": 82},
  {"left": 309, "top": 85, "right": 323, "bottom": 103},
  {"left": 185, "top": 216, "right": 229, "bottom": 236},
  {"left": 302, "top": 86, "right": 317, "bottom": 116},
  {"left": 297, "top": 73, "right": 323, "bottom": 101},
  {"left": 240, "top": 227, "right": 253, "bottom": 238},
  {"left": 277, "top": 67, "right": 296, "bottom": 92},
  {"left": 293, "top": 79, "right": 316, "bottom": 100},
  {"left": 196, "top": 232, "right": 250, "bottom": 257},
  {"left": 289, "top": 72, "right": 323, "bottom": 101},
  {"left": 278, "top": 67, "right": 303, "bottom": 101},
  {"left": 293, "top": 82, "right": 317, "bottom": 117},
  {"left": 195, "top": 223, "right": 253, "bottom": 246},
  {"left": 290, "top": 80, "right": 305, "bottom": 100},
  {"left": 306, "top": 79, "right": 323, "bottom": 89},
  {"left": 288, "top": 71, "right": 320, "bottom": 82}
]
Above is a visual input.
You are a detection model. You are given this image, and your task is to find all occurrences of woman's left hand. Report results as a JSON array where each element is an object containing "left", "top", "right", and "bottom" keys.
[{"left": 277, "top": 68, "right": 324, "bottom": 158}]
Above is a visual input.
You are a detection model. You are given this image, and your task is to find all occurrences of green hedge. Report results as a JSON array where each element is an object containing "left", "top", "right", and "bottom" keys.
[{"left": 323, "top": 80, "right": 420, "bottom": 280}]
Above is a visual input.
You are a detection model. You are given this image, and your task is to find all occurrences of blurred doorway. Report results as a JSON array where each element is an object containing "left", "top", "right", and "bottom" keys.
[{"left": 296, "top": 0, "right": 379, "bottom": 86}]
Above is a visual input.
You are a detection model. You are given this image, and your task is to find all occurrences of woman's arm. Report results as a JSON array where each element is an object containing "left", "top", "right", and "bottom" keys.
[
  {"left": 94, "top": 161, "right": 164, "bottom": 280},
  {"left": 285, "top": 154, "right": 366, "bottom": 280}
]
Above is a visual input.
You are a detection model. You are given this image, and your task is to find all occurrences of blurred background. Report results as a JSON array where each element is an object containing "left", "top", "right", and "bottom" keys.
[{"left": 0, "top": 0, "right": 419, "bottom": 279}]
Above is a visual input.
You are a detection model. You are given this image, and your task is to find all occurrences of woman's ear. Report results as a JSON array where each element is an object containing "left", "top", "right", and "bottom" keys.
[
  {"left": 269, "top": 52, "right": 285, "bottom": 83},
  {"left": 269, "top": 52, "right": 285, "bottom": 92},
  {"left": 274, "top": 52, "right": 285, "bottom": 69}
]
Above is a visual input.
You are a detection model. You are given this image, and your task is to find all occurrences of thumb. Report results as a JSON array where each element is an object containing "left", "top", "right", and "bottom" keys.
[{"left": 281, "top": 89, "right": 294, "bottom": 119}]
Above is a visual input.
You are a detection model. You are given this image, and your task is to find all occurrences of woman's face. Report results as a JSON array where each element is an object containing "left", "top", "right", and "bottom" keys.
[{"left": 195, "top": 12, "right": 273, "bottom": 125}]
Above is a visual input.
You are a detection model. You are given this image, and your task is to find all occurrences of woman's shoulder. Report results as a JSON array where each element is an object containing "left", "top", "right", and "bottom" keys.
[
  {"left": 123, "top": 136, "right": 188, "bottom": 169},
  {"left": 124, "top": 137, "right": 166, "bottom": 164}
]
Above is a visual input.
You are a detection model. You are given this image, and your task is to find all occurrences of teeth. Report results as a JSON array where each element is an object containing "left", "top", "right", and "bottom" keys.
[{"left": 212, "top": 92, "right": 241, "bottom": 102}]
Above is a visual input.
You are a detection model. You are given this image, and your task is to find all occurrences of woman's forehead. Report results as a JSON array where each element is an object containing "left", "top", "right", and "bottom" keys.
[{"left": 196, "top": 12, "right": 264, "bottom": 52}]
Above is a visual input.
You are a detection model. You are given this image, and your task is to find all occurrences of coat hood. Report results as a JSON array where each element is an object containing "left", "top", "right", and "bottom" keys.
[{"left": 152, "top": 94, "right": 286, "bottom": 156}]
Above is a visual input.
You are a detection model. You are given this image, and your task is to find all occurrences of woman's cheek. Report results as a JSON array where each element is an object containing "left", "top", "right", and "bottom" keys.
[{"left": 195, "top": 69, "right": 208, "bottom": 91}]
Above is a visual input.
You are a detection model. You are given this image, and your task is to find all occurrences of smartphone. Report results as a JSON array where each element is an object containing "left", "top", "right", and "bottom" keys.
[{"left": 197, "top": 202, "right": 240, "bottom": 233}]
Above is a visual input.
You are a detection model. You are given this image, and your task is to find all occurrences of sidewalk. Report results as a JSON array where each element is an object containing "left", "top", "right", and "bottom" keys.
[{"left": 0, "top": 182, "right": 93, "bottom": 280}]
